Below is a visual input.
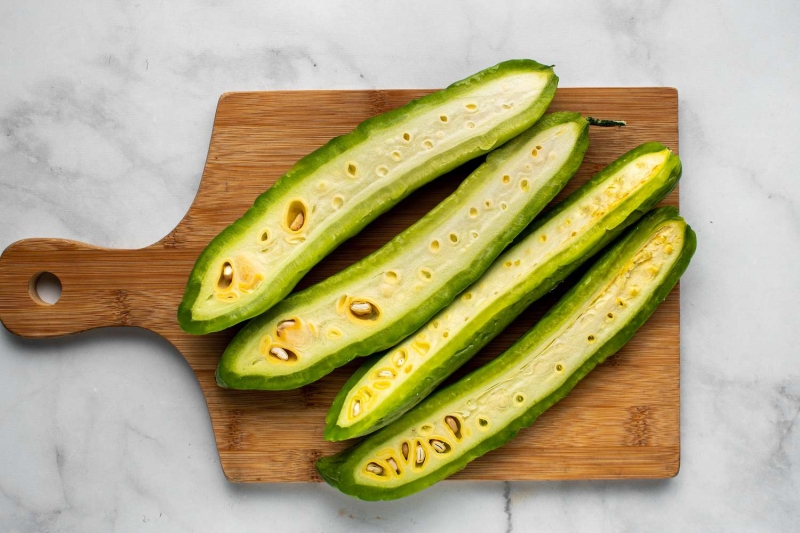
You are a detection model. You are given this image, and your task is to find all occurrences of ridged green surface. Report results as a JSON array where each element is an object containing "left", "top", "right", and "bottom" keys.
[
  {"left": 325, "top": 142, "right": 682, "bottom": 441},
  {"left": 178, "top": 59, "right": 558, "bottom": 334},
  {"left": 216, "top": 113, "right": 589, "bottom": 390},
  {"left": 316, "top": 207, "right": 696, "bottom": 500}
]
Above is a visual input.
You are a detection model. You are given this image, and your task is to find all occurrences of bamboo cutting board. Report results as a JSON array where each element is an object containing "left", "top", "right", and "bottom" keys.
[{"left": 0, "top": 88, "right": 680, "bottom": 482}]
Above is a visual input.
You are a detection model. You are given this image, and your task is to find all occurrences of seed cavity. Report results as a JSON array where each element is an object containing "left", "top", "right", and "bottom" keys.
[
  {"left": 373, "top": 381, "right": 391, "bottom": 390},
  {"left": 326, "top": 326, "right": 342, "bottom": 339},
  {"left": 532, "top": 149, "right": 538, "bottom": 157},
  {"left": 430, "top": 439, "right": 451, "bottom": 454},
  {"left": 376, "top": 369, "right": 396, "bottom": 379},
  {"left": 556, "top": 363, "right": 564, "bottom": 372},
  {"left": 260, "top": 230, "right": 270, "bottom": 242},
  {"left": 465, "top": 121, "right": 475, "bottom": 129},
  {"left": 439, "top": 115, "right": 448, "bottom": 123},
  {"left": 463, "top": 292, "right": 473, "bottom": 301},
  {"left": 392, "top": 150, "right": 402, "bottom": 161},
  {"left": 478, "top": 418, "right": 489, "bottom": 428},
  {"left": 332, "top": 195, "right": 344, "bottom": 209},
  {"left": 430, "top": 240, "right": 440, "bottom": 252},
  {"left": 449, "top": 233, "right": 459, "bottom": 244},
  {"left": 502, "top": 174, "right": 510, "bottom": 184},
  {"left": 502, "top": 103, "right": 513, "bottom": 110},
  {"left": 384, "top": 270, "right": 399, "bottom": 283},
  {"left": 286, "top": 200, "right": 307, "bottom": 232},
  {"left": 587, "top": 335, "right": 596, "bottom": 342},
  {"left": 470, "top": 230, "right": 478, "bottom": 239},
  {"left": 387, "top": 457, "right": 400, "bottom": 475},
  {"left": 268, "top": 346, "right": 297, "bottom": 363},
  {"left": 520, "top": 179, "right": 530, "bottom": 192},
  {"left": 516, "top": 394, "right": 525, "bottom": 403},
  {"left": 419, "top": 267, "right": 433, "bottom": 281},
  {"left": 275, "top": 319, "right": 296, "bottom": 338},
  {"left": 423, "top": 139, "right": 434, "bottom": 150},
  {"left": 402, "top": 132, "right": 411, "bottom": 142},
  {"left": 351, "top": 399, "right": 362, "bottom": 417},
  {"left": 376, "top": 165, "right": 389, "bottom": 177},
  {"left": 465, "top": 103, "right": 478, "bottom": 112},
  {"left": 415, "top": 442, "right": 426, "bottom": 466},
  {"left": 539, "top": 234, "right": 547, "bottom": 243},
  {"left": 218, "top": 262, "right": 234, "bottom": 290},
  {"left": 500, "top": 202, "right": 508, "bottom": 211},
  {"left": 366, "top": 462, "right": 385, "bottom": 476},
  {"left": 411, "top": 340, "right": 430, "bottom": 356},
  {"left": 348, "top": 300, "right": 380, "bottom": 321},
  {"left": 469, "top": 207, "right": 479, "bottom": 218},
  {"left": 400, "top": 442, "right": 411, "bottom": 462},
  {"left": 607, "top": 312, "right": 614, "bottom": 319},
  {"left": 346, "top": 162, "right": 358, "bottom": 178},
  {"left": 445, "top": 416, "right": 462, "bottom": 439},
  {"left": 392, "top": 349, "right": 407, "bottom": 367}
]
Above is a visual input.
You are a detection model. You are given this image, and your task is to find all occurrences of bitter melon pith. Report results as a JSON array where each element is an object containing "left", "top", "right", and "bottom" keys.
[
  {"left": 178, "top": 60, "right": 558, "bottom": 334},
  {"left": 325, "top": 142, "right": 681, "bottom": 441},
  {"left": 316, "top": 207, "right": 696, "bottom": 500},
  {"left": 215, "top": 113, "right": 589, "bottom": 390}
]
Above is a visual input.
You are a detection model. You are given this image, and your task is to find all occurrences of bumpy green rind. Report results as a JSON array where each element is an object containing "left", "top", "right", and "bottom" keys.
[
  {"left": 315, "top": 207, "right": 696, "bottom": 500},
  {"left": 178, "top": 60, "right": 558, "bottom": 334},
  {"left": 324, "top": 142, "right": 681, "bottom": 441},
  {"left": 216, "top": 113, "right": 590, "bottom": 390}
]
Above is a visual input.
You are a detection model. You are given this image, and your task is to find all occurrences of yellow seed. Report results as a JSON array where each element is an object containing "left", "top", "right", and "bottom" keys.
[
  {"left": 366, "top": 462, "right": 383, "bottom": 475},
  {"left": 350, "top": 301, "right": 373, "bottom": 316},
  {"left": 270, "top": 347, "right": 289, "bottom": 361},
  {"left": 416, "top": 444, "right": 426, "bottom": 465},
  {"left": 290, "top": 212, "right": 304, "bottom": 231},
  {"left": 276, "top": 319, "right": 296, "bottom": 337}
]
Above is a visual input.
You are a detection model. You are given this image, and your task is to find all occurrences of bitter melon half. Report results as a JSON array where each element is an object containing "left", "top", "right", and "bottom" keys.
[
  {"left": 216, "top": 112, "right": 589, "bottom": 390},
  {"left": 178, "top": 59, "right": 558, "bottom": 334},
  {"left": 325, "top": 142, "right": 681, "bottom": 441},
  {"left": 316, "top": 207, "right": 696, "bottom": 500}
]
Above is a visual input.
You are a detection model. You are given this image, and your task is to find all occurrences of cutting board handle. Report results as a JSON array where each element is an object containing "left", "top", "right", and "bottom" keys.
[{"left": 0, "top": 237, "right": 180, "bottom": 338}]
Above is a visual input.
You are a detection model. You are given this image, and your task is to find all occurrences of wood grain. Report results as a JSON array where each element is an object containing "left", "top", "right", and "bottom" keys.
[{"left": 0, "top": 88, "right": 680, "bottom": 482}]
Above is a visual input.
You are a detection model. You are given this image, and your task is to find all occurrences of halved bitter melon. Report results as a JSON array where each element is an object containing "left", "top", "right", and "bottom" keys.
[
  {"left": 325, "top": 142, "right": 681, "bottom": 441},
  {"left": 178, "top": 59, "right": 559, "bottom": 334},
  {"left": 215, "top": 112, "right": 590, "bottom": 390},
  {"left": 316, "top": 207, "right": 696, "bottom": 500}
]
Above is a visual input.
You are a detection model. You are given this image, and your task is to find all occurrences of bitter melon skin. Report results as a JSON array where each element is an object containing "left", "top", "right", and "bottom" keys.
[
  {"left": 216, "top": 113, "right": 590, "bottom": 390},
  {"left": 325, "top": 142, "right": 681, "bottom": 441},
  {"left": 316, "top": 207, "right": 696, "bottom": 500},
  {"left": 178, "top": 60, "right": 559, "bottom": 334}
]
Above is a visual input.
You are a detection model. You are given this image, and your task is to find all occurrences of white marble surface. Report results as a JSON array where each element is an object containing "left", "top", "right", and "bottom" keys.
[{"left": 1, "top": 0, "right": 798, "bottom": 531}]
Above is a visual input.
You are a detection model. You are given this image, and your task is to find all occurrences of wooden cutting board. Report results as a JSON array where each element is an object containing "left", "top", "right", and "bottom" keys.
[{"left": 0, "top": 88, "right": 680, "bottom": 482}]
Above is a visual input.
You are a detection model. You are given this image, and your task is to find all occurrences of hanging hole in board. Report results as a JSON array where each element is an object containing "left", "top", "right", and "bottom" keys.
[{"left": 29, "top": 272, "right": 62, "bottom": 305}]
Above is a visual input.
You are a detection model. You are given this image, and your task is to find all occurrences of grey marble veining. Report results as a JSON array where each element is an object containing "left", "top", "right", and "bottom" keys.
[{"left": 1, "top": 0, "right": 798, "bottom": 531}]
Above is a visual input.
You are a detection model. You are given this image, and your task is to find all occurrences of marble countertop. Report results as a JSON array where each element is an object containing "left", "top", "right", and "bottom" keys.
[{"left": 1, "top": 1, "right": 798, "bottom": 531}]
